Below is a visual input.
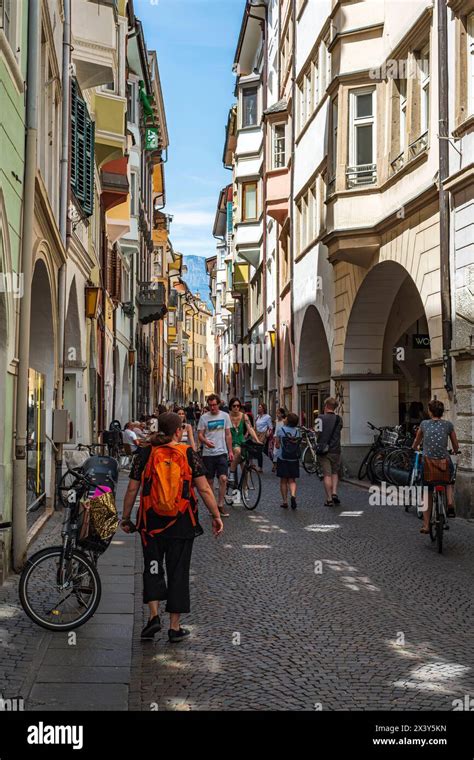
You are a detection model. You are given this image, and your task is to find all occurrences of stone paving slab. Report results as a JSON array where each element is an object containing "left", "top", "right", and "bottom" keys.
[{"left": 28, "top": 683, "right": 128, "bottom": 711}]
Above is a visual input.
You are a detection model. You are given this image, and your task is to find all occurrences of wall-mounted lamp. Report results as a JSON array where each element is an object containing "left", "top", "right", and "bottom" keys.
[
  {"left": 128, "top": 348, "right": 136, "bottom": 366},
  {"left": 85, "top": 286, "right": 101, "bottom": 319}
]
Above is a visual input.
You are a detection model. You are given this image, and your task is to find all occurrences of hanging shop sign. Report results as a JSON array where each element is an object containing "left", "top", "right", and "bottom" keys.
[
  {"left": 145, "top": 127, "right": 159, "bottom": 151},
  {"left": 412, "top": 334, "right": 431, "bottom": 349}
]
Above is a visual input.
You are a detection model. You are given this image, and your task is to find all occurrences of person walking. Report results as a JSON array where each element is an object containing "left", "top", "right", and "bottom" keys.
[
  {"left": 176, "top": 406, "right": 197, "bottom": 450},
  {"left": 194, "top": 402, "right": 201, "bottom": 427},
  {"left": 274, "top": 412, "right": 301, "bottom": 510},
  {"left": 412, "top": 398, "right": 459, "bottom": 533},
  {"left": 197, "top": 394, "right": 234, "bottom": 517},
  {"left": 255, "top": 403, "right": 273, "bottom": 472},
  {"left": 228, "top": 397, "right": 260, "bottom": 500},
  {"left": 185, "top": 402, "right": 195, "bottom": 429},
  {"left": 316, "top": 397, "right": 343, "bottom": 507},
  {"left": 272, "top": 407, "right": 287, "bottom": 473},
  {"left": 121, "top": 412, "right": 223, "bottom": 642}
]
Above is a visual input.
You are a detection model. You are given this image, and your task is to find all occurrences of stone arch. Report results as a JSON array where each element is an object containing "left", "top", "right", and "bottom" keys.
[
  {"left": 296, "top": 305, "right": 331, "bottom": 384},
  {"left": 65, "top": 277, "right": 83, "bottom": 366}
]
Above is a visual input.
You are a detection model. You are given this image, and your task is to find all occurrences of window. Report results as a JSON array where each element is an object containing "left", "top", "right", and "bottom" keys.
[
  {"left": 399, "top": 79, "right": 407, "bottom": 152},
  {"left": 272, "top": 124, "right": 286, "bottom": 168},
  {"left": 242, "top": 182, "right": 258, "bottom": 221},
  {"left": 0, "top": 0, "right": 13, "bottom": 48},
  {"left": 419, "top": 45, "right": 430, "bottom": 135},
  {"left": 469, "top": 14, "right": 474, "bottom": 115},
  {"left": 242, "top": 86, "right": 258, "bottom": 128},
  {"left": 130, "top": 172, "right": 138, "bottom": 216},
  {"left": 127, "top": 82, "right": 136, "bottom": 123},
  {"left": 152, "top": 246, "right": 163, "bottom": 279},
  {"left": 348, "top": 88, "right": 376, "bottom": 186},
  {"left": 71, "top": 79, "right": 95, "bottom": 217}
]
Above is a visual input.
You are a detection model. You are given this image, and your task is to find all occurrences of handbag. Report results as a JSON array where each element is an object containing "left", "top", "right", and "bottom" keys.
[
  {"left": 78, "top": 489, "right": 119, "bottom": 553},
  {"left": 422, "top": 456, "right": 450, "bottom": 483}
]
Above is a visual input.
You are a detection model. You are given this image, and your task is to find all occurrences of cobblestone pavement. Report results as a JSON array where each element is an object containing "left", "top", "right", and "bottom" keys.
[
  {"left": 2, "top": 464, "right": 474, "bottom": 712},
  {"left": 133, "top": 463, "right": 474, "bottom": 711}
]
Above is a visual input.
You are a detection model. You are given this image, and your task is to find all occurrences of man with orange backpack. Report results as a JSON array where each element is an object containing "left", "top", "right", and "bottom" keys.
[{"left": 121, "top": 413, "right": 223, "bottom": 642}]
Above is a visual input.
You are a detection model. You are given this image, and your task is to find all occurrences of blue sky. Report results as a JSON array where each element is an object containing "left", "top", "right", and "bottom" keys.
[{"left": 134, "top": 0, "right": 244, "bottom": 258}]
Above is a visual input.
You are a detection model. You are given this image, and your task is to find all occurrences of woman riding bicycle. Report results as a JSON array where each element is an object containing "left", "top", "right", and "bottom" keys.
[
  {"left": 411, "top": 399, "right": 459, "bottom": 534},
  {"left": 228, "top": 397, "right": 260, "bottom": 486}
]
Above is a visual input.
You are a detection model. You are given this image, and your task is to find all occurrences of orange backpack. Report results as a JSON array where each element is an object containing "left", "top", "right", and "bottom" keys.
[{"left": 139, "top": 443, "right": 196, "bottom": 537}]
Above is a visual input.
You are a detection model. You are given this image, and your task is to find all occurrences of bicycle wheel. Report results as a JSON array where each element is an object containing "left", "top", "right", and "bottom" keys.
[
  {"left": 241, "top": 466, "right": 261, "bottom": 510},
  {"left": 19, "top": 546, "right": 102, "bottom": 631},
  {"left": 302, "top": 445, "right": 318, "bottom": 474},
  {"left": 358, "top": 448, "right": 373, "bottom": 480},
  {"left": 383, "top": 448, "right": 413, "bottom": 486},
  {"left": 368, "top": 449, "right": 388, "bottom": 484},
  {"left": 434, "top": 491, "right": 446, "bottom": 554}
]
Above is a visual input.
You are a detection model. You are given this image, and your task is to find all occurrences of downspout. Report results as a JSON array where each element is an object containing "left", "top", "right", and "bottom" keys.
[
  {"left": 261, "top": 12, "right": 268, "bottom": 405},
  {"left": 13, "top": 0, "right": 41, "bottom": 570},
  {"left": 438, "top": 0, "right": 453, "bottom": 393},
  {"left": 290, "top": 0, "right": 296, "bottom": 349},
  {"left": 276, "top": 0, "right": 281, "bottom": 399},
  {"left": 56, "top": 0, "right": 72, "bottom": 500}
]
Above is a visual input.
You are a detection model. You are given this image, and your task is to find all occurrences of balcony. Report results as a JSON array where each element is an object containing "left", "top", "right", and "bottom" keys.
[
  {"left": 91, "top": 91, "right": 127, "bottom": 167},
  {"left": 346, "top": 164, "right": 377, "bottom": 189},
  {"left": 266, "top": 167, "right": 290, "bottom": 224},
  {"left": 71, "top": 0, "right": 117, "bottom": 90},
  {"left": 136, "top": 281, "right": 166, "bottom": 324}
]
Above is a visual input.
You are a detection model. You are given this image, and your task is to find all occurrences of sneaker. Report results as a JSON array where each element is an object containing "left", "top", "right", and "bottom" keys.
[
  {"left": 141, "top": 614, "right": 161, "bottom": 640},
  {"left": 218, "top": 507, "right": 230, "bottom": 517},
  {"left": 290, "top": 496, "right": 297, "bottom": 510},
  {"left": 232, "top": 490, "right": 241, "bottom": 505},
  {"left": 168, "top": 627, "right": 190, "bottom": 643}
]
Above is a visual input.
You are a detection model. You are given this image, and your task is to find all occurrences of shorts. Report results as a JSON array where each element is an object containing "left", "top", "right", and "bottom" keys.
[
  {"left": 317, "top": 452, "right": 341, "bottom": 476},
  {"left": 202, "top": 454, "right": 228, "bottom": 479}
]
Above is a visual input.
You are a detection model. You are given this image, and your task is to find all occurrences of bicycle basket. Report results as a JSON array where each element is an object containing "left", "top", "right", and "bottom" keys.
[
  {"left": 381, "top": 429, "right": 398, "bottom": 446},
  {"left": 78, "top": 490, "right": 119, "bottom": 555}
]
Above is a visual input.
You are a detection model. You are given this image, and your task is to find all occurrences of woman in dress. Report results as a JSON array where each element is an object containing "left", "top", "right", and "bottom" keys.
[
  {"left": 176, "top": 407, "right": 197, "bottom": 450},
  {"left": 228, "top": 397, "right": 259, "bottom": 486},
  {"left": 274, "top": 412, "right": 301, "bottom": 510}
]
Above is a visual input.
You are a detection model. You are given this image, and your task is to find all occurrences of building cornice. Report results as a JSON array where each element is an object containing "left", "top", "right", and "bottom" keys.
[{"left": 443, "top": 163, "right": 474, "bottom": 195}]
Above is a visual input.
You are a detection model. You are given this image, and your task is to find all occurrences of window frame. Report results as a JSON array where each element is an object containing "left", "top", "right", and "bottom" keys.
[
  {"left": 419, "top": 43, "right": 430, "bottom": 136},
  {"left": 242, "top": 181, "right": 258, "bottom": 222},
  {"left": 272, "top": 122, "right": 286, "bottom": 169},
  {"left": 349, "top": 87, "right": 376, "bottom": 171},
  {"left": 467, "top": 13, "right": 474, "bottom": 116},
  {"left": 241, "top": 85, "right": 259, "bottom": 129}
]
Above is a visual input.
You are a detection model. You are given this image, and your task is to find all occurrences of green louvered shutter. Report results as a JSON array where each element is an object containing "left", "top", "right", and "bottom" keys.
[
  {"left": 70, "top": 78, "right": 94, "bottom": 218},
  {"left": 83, "top": 115, "right": 95, "bottom": 217},
  {"left": 70, "top": 79, "right": 78, "bottom": 192}
]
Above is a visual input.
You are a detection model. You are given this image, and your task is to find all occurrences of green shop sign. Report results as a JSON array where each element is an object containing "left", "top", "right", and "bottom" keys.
[{"left": 145, "top": 128, "right": 159, "bottom": 151}]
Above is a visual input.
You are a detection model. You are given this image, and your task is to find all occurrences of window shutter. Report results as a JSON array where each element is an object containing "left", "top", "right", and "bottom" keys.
[
  {"left": 84, "top": 115, "right": 95, "bottom": 217},
  {"left": 70, "top": 79, "right": 78, "bottom": 192},
  {"left": 70, "top": 78, "right": 94, "bottom": 217}
]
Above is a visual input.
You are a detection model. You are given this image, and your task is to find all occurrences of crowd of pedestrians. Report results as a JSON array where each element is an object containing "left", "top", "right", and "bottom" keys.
[{"left": 117, "top": 393, "right": 459, "bottom": 645}]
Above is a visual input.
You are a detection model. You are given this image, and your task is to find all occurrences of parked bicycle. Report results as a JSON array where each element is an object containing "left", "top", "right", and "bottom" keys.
[
  {"left": 224, "top": 439, "right": 262, "bottom": 510},
  {"left": 19, "top": 454, "right": 119, "bottom": 631},
  {"left": 358, "top": 422, "right": 413, "bottom": 484},
  {"left": 299, "top": 426, "right": 323, "bottom": 478}
]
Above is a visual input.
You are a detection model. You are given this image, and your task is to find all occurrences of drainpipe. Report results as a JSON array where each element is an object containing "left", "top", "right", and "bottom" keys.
[
  {"left": 55, "top": 0, "right": 71, "bottom": 501},
  {"left": 290, "top": 0, "right": 296, "bottom": 350},
  {"left": 437, "top": 0, "right": 453, "bottom": 393},
  {"left": 13, "top": 0, "right": 41, "bottom": 571},
  {"left": 261, "top": 11, "right": 268, "bottom": 405}
]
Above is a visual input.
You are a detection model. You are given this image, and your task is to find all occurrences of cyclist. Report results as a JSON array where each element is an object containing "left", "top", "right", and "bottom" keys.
[
  {"left": 228, "top": 397, "right": 260, "bottom": 496},
  {"left": 411, "top": 399, "right": 459, "bottom": 533}
]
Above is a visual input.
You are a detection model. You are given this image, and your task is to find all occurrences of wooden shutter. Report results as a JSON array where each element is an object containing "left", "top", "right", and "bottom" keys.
[{"left": 70, "top": 78, "right": 94, "bottom": 217}]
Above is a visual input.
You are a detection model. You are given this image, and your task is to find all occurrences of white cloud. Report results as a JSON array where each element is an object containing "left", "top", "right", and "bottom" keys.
[{"left": 172, "top": 211, "right": 215, "bottom": 227}]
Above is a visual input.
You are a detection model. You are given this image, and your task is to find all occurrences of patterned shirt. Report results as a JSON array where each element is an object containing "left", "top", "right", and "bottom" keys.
[{"left": 419, "top": 419, "right": 453, "bottom": 459}]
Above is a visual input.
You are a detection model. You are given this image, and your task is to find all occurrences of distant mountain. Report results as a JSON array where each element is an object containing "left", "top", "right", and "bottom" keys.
[{"left": 182, "top": 255, "right": 212, "bottom": 311}]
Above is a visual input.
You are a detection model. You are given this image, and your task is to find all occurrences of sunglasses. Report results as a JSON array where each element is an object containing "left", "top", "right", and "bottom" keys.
[{"left": 231, "top": 403, "right": 241, "bottom": 408}]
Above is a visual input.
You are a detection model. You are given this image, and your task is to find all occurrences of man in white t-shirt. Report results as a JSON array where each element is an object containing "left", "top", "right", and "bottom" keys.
[
  {"left": 122, "top": 423, "right": 138, "bottom": 452},
  {"left": 198, "top": 394, "right": 233, "bottom": 517}
]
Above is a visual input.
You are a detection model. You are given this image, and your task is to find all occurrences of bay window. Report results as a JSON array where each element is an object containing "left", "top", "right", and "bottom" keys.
[{"left": 273, "top": 123, "right": 286, "bottom": 169}]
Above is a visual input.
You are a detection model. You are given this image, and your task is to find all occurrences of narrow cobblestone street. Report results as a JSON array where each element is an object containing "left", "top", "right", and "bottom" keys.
[{"left": 2, "top": 464, "right": 473, "bottom": 712}]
